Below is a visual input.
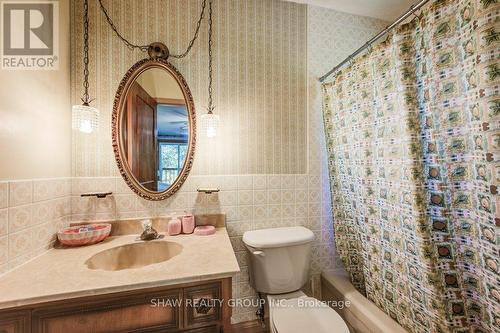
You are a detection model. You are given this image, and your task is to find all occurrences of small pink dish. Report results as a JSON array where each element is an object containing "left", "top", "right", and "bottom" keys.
[
  {"left": 57, "top": 223, "right": 111, "bottom": 246},
  {"left": 194, "top": 225, "right": 216, "bottom": 236}
]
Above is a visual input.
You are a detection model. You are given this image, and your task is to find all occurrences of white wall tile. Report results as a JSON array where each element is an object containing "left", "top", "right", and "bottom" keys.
[
  {"left": 31, "top": 201, "right": 52, "bottom": 225},
  {"left": 238, "top": 191, "right": 253, "bottom": 206},
  {"left": 281, "top": 189, "right": 295, "bottom": 203},
  {"left": 253, "top": 205, "right": 268, "bottom": 219},
  {"left": 219, "top": 176, "right": 238, "bottom": 191},
  {"left": 0, "top": 236, "right": 7, "bottom": 265},
  {"left": 223, "top": 206, "right": 239, "bottom": 222},
  {"left": 281, "top": 175, "right": 296, "bottom": 189},
  {"left": 253, "top": 191, "right": 267, "bottom": 205},
  {"left": 33, "top": 179, "right": 54, "bottom": 202},
  {"left": 238, "top": 206, "right": 254, "bottom": 221},
  {"left": 0, "top": 209, "right": 7, "bottom": 237},
  {"left": 296, "top": 189, "right": 308, "bottom": 203},
  {"left": 267, "top": 190, "right": 281, "bottom": 204},
  {"left": 9, "top": 180, "right": 33, "bottom": 207},
  {"left": 95, "top": 196, "right": 116, "bottom": 214},
  {"left": 295, "top": 175, "right": 309, "bottom": 189},
  {"left": 8, "top": 231, "right": 32, "bottom": 259},
  {"left": 218, "top": 191, "right": 238, "bottom": 206},
  {"left": 267, "top": 175, "right": 281, "bottom": 189},
  {"left": 71, "top": 196, "right": 95, "bottom": 215},
  {"left": 0, "top": 182, "right": 8, "bottom": 209},
  {"left": 114, "top": 194, "right": 137, "bottom": 213},
  {"left": 115, "top": 178, "right": 134, "bottom": 194},
  {"left": 31, "top": 222, "right": 55, "bottom": 250},
  {"left": 0, "top": 177, "right": 72, "bottom": 276},
  {"left": 237, "top": 176, "right": 253, "bottom": 190},
  {"left": 252, "top": 175, "right": 267, "bottom": 190},
  {"left": 8, "top": 205, "right": 33, "bottom": 231}
]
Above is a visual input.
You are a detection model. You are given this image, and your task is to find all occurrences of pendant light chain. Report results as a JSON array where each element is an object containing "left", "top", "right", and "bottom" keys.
[
  {"left": 97, "top": 0, "right": 148, "bottom": 51},
  {"left": 200, "top": 0, "right": 219, "bottom": 138},
  {"left": 207, "top": 0, "right": 214, "bottom": 113},
  {"left": 172, "top": 0, "right": 208, "bottom": 59},
  {"left": 73, "top": 0, "right": 99, "bottom": 134},
  {"left": 82, "top": 0, "right": 91, "bottom": 105},
  {"left": 98, "top": 0, "right": 208, "bottom": 59}
]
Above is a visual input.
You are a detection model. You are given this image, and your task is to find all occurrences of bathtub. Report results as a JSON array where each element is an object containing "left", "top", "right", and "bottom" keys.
[{"left": 321, "top": 270, "right": 408, "bottom": 333}]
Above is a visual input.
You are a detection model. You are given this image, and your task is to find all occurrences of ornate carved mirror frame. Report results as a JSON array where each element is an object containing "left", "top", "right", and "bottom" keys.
[{"left": 112, "top": 57, "right": 196, "bottom": 201}]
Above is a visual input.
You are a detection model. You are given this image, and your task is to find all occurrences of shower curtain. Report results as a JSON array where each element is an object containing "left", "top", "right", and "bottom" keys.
[{"left": 321, "top": 1, "right": 499, "bottom": 332}]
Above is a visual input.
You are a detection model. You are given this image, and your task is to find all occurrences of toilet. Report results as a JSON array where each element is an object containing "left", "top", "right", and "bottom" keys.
[{"left": 243, "top": 226, "right": 350, "bottom": 333}]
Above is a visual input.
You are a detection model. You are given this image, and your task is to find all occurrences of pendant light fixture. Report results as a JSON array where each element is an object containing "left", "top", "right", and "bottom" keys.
[
  {"left": 98, "top": 0, "right": 217, "bottom": 136},
  {"left": 200, "top": 0, "right": 219, "bottom": 138},
  {"left": 72, "top": 0, "right": 99, "bottom": 134}
]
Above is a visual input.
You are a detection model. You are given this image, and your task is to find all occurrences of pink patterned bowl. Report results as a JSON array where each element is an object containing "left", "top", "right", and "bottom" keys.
[{"left": 57, "top": 223, "right": 111, "bottom": 246}]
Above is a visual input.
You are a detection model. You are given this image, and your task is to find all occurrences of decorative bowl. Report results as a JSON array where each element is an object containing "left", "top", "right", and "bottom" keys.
[{"left": 57, "top": 223, "right": 111, "bottom": 246}]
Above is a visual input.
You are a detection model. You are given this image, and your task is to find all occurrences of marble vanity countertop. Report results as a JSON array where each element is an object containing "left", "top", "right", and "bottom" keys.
[{"left": 0, "top": 228, "right": 240, "bottom": 310}]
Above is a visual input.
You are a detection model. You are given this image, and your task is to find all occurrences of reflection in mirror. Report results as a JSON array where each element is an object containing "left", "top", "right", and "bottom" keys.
[{"left": 121, "top": 68, "right": 189, "bottom": 192}]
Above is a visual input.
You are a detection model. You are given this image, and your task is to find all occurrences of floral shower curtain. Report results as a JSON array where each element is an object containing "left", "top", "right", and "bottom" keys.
[{"left": 322, "top": 1, "right": 499, "bottom": 332}]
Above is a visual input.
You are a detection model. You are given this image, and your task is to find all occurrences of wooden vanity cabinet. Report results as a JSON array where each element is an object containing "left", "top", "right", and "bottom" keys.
[
  {"left": 0, "top": 278, "right": 232, "bottom": 333},
  {"left": 0, "top": 310, "right": 30, "bottom": 333}
]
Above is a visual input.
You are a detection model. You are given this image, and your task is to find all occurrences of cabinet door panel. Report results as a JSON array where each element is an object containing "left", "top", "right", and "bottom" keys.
[
  {"left": 184, "top": 283, "right": 222, "bottom": 329},
  {"left": 32, "top": 292, "right": 181, "bottom": 333},
  {"left": 0, "top": 310, "right": 30, "bottom": 333}
]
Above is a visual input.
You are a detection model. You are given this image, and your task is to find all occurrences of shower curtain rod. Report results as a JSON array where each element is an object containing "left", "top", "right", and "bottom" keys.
[{"left": 318, "top": 0, "right": 431, "bottom": 83}]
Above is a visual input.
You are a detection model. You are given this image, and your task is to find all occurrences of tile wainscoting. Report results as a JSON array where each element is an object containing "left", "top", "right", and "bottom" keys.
[
  {"left": 70, "top": 174, "right": 336, "bottom": 323},
  {"left": 0, "top": 178, "right": 71, "bottom": 276},
  {"left": 0, "top": 173, "right": 335, "bottom": 325},
  {"left": 0, "top": 174, "right": 336, "bottom": 325}
]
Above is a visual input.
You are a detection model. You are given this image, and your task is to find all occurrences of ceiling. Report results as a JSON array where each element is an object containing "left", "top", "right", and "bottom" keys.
[
  {"left": 157, "top": 105, "right": 188, "bottom": 137},
  {"left": 288, "top": 0, "right": 420, "bottom": 21}
]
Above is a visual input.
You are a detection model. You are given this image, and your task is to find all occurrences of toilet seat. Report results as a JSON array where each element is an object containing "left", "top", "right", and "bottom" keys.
[{"left": 270, "top": 296, "right": 350, "bottom": 333}]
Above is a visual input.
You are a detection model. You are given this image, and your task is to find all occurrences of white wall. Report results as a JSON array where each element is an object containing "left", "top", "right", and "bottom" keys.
[
  {"left": 0, "top": 0, "right": 71, "bottom": 180},
  {"left": 0, "top": 0, "right": 72, "bottom": 276}
]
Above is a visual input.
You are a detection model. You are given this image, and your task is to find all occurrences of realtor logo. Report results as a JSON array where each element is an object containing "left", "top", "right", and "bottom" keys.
[{"left": 1, "top": 1, "right": 59, "bottom": 69}]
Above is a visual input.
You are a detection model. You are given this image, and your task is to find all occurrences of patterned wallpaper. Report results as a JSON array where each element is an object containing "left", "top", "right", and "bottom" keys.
[
  {"left": 307, "top": 6, "right": 387, "bottom": 273},
  {"left": 66, "top": 0, "right": 388, "bottom": 324},
  {"left": 71, "top": 0, "right": 307, "bottom": 176}
]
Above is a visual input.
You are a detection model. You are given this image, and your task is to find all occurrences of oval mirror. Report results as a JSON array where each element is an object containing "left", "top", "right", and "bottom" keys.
[{"left": 112, "top": 58, "right": 196, "bottom": 200}]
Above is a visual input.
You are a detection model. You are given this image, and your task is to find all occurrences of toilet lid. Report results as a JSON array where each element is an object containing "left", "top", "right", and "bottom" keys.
[{"left": 272, "top": 297, "right": 350, "bottom": 333}]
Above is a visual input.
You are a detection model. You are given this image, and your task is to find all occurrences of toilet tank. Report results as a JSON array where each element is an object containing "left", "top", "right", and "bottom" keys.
[{"left": 242, "top": 227, "right": 314, "bottom": 294}]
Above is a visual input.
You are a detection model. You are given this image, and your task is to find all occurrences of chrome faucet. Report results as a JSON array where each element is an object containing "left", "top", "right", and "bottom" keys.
[{"left": 139, "top": 220, "right": 160, "bottom": 241}]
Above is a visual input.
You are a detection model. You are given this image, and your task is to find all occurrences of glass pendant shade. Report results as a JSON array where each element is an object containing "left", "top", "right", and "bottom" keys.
[
  {"left": 72, "top": 104, "right": 99, "bottom": 134},
  {"left": 200, "top": 112, "right": 219, "bottom": 138}
]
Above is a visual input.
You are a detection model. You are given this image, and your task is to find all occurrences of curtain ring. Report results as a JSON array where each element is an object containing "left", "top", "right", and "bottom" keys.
[
  {"left": 348, "top": 56, "right": 354, "bottom": 66},
  {"left": 367, "top": 43, "right": 373, "bottom": 53}
]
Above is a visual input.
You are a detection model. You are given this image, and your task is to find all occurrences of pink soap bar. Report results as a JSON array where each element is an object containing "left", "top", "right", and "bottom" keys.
[
  {"left": 168, "top": 219, "right": 182, "bottom": 236},
  {"left": 194, "top": 225, "right": 216, "bottom": 236},
  {"left": 182, "top": 214, "right": 195, "bottom": 234}
]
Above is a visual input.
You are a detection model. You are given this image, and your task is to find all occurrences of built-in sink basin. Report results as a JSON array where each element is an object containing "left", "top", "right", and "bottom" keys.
[{"left": 85, "top": 241, "right": 183, "bottom": 271}]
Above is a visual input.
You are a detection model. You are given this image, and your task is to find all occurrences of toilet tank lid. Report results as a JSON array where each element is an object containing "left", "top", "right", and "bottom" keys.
[{"left": 242, "top": 227, "right": 314, "bottom": 249}]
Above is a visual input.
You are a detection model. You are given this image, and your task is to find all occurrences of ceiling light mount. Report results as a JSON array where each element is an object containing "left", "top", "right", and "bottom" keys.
[{"left": 147, "top": 42, "right": 170, "bottom": 60}]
